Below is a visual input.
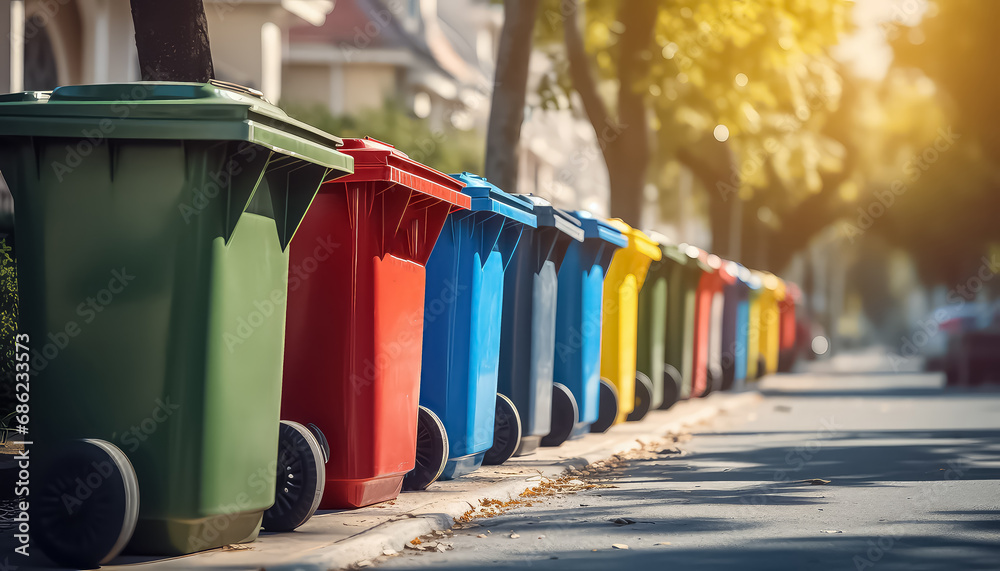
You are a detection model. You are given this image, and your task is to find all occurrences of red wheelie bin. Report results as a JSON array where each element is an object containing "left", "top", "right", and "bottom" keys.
[{"left": 280, "top": 138, "right": 470, "bottom": 509}]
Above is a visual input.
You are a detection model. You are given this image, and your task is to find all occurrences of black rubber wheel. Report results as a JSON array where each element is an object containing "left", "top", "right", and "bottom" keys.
[
  {"left": 34, "top": 439, "right": 140, "bottom": 568},
  {"left": 721, "top": 364, "right": 735, "bottom": 392},
  {"left": 402, "top": 406, "right": 449, "bottom": 491},
  {"left": 704, "top": 365, "right": 722, "bottom": 397},
  {"left": 263, "top": 421, "right": 326, "bottom": 532},
  {"left": 590, "top": 378, "right": 619, "bottom": 433},
  {"left": 626, "top": 372, "right": 654, "bottom": 422},
  {"left": 483, "top": 393, "right": 522, "bottom": 465},
  {"left": 306, "top": 422, "right": 331, "bottom": 463},
  {"left": 660, "top": 364, "right": 681, "bottom": 410},
  {"left": 541, "top": 383, "right": 578, "bottom": 447}
]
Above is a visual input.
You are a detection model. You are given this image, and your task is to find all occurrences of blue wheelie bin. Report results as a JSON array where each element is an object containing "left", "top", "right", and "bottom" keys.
[
  {"left": 488, "top": 197, "right": 585, "bottom": 459},
  {"left": 403, "top": 173, "right": 536, "bottom": 490},
  {"left": 547, "top": 212, "right": 627, "bottom": 444},
  {"left": 720, "top": 261, "right": 751, "bottom": 391}
]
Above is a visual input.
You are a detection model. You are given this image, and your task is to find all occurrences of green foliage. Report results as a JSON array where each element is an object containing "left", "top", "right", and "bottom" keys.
[
  {"left": 282, "top": 99, "right": 485, "bottom": 176},
  {"left": 533, "top": 0, "right": 853, "bottom": 200},
  {"left": 0, "top": 237, "right": 17, "bottom": 415}
]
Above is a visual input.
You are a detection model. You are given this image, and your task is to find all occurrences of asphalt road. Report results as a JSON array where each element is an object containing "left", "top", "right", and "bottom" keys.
[{"left": 377, "top": 372, "right": 1000, "bottom": 571}]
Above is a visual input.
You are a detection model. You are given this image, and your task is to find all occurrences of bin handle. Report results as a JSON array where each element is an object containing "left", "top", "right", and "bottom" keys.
[{"left": 209, "top": 79, "right": 272, "bottom": 104}]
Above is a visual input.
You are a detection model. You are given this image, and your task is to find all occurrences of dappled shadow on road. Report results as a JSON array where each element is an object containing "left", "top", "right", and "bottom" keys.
[
  {"left": 384, "top": 534, "right": 1000, "bottom": 571},
  {"left": 593, "top": 428, "right": 1000, "bottom": 507}
]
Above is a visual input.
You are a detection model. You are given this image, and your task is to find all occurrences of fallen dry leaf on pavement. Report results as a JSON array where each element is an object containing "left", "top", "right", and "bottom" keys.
[{"left": 612, "top": 544, "right": 630, "bottom": 550}]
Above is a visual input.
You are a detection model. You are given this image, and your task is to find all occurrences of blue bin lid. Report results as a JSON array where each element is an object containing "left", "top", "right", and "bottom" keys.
[
  {"left": 520, "top": 196, "right": 585, "bottom": 242},
  {"left": 567, "top": 210, "right": 627, "bottom": 248},
  {"left": 449, "top": 172, "right": 537, "bottom": 228}
]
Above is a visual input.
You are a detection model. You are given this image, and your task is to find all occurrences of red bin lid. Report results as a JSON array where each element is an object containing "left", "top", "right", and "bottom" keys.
[{"left": 332, "top": 137, "right": 470, "bottom": 210}]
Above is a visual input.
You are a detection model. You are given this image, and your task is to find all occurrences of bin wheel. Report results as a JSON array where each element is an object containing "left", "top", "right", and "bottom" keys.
[
  {"left": 263, "top": 421, "right": 326, "bottom": 532},
  {"left": 720, "top": 366, "right": 735, "bottom": 392},
  {"left": 704, "top": 365, "right": 721, "bottom": 397},
  {"left": 541, "top": 383, "right": 578, "bottom": 447},
  {"left": 483, "top": 393, "right": 522, "bottom": 465},
  {"left": 590, "top": 379, "right": 619, "bottom": 434},
  {"left": 626, "top": 372, "right": 654, "bottom": 422},
  {"left": 35, "top": 439, "right": 140, "bottom": 568},
  {"left": 402, "top": 406, "right": 449, "bottom": 491},
  {"left": 660, "top": 364, "right": 681, "bottom": 410},
  {"left": 306, "top": 422, "right": 331, "bottom": 463}
]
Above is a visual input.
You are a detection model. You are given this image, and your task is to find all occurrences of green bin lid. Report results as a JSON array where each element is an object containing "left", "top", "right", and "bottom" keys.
[{"left": 0, "top": 81, "right": 353, "bottom": 173}]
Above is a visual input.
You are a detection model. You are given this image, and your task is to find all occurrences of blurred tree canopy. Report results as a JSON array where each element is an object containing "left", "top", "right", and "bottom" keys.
[
  {"left": 527, "top": 0, "right": 852, "bottom": 268},
  {"left": 876, "top": 0, "right": 1000, "bottom": 286},
  {"left": 283, "top": 100, "right": 485, "bottom": 175}
]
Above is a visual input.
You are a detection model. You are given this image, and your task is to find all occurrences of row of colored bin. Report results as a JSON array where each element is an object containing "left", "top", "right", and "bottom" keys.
[
  {"left": 630, "top": 243, "right": 801, "bottom": 417},
  {"left": 0, "top": 82, "right": 799, "bottom": 568}
]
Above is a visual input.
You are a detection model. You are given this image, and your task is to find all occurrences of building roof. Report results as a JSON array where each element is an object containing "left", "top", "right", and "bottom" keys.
[
  {"left": 290, "top": 0, "right": 435, "bottom": 60},
  {"left": 289, "top": 0, "right": 484, "bottom": 85}
]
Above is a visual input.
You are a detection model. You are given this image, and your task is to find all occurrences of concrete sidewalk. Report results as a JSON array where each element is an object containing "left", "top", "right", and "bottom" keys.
[{"left": 63, "top": 390, "right": 759, "bottom": 571}]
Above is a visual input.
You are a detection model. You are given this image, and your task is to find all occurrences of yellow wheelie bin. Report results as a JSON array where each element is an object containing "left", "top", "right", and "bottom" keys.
[
  {"left": 591, "top": 220, "right": 662, "bottom": 431},
  {"left": 756, "top": 272, "right": 784, "bottom": 377},
  {"left": 744, "top": 272, "right": 764, "bottom": 381}
]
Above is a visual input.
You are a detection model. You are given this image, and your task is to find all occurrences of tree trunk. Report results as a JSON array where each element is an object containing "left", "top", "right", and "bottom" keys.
[
  {"left": 677, "top": 136, "right": 740, "bottom": 257},
  {"left": 563, "top": 0, "right": 656, "bottom": 223},
  {"left": 484, "top": 0, "right": 540, "bottom": 194},
  {"left": 131, "top": 0, "right": 215, "bottom": 82},
  {"left": 603, "top": 0, "right": 657, "bottom": 223}
]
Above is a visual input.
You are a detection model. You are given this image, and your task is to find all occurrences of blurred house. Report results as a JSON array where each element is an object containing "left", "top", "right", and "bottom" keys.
[
  {"left": 282, "top": 0, "right": 497, "bottom": 131},
  {"left": 0, "top": 0, "right": 613, "bottom": 215},
  {"left": 0, "top": 0, "right": 334, "bottom": 98},
  {"left": 0, "top": 0, "right": 335, "bottom": 213}
]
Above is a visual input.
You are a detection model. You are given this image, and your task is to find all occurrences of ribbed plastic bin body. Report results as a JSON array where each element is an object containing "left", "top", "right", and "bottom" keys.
[
  {"left": 721, "top": 264, "right": 753, "bottom": 390},
  {"left": 0, "top": 83, "right": 352, "bottom": 555},
  {"left": 600, "top": 222, "right": 661, "bottom": 423},
  {"left": 421, "top": 173, "right": 535, "bottom": 479},
  {"left": 498, "top": 197, "right": 584, "bottom": 455},
  {"left": 636, "top": 240, "right": 670, "bottom": 409},
  {"left": 664, "top": 245, "right": 707, "bottom": 401},
  {"left": 553, "top": 212, "right": 626, "bottom": 437},
  {"left": 280, "top": 138, "right": 469, "bottom": 509}
]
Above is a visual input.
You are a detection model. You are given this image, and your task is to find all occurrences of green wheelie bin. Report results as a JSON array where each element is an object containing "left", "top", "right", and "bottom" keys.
[
  {"left": 633, "top": 232, "right": 670, "bottom": 418},
  {"left": 0, "top": 82, "right": 353, "bottom": 568},
  {"left": 662, "top": 244, "right": 710, "bottom": 403}
]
